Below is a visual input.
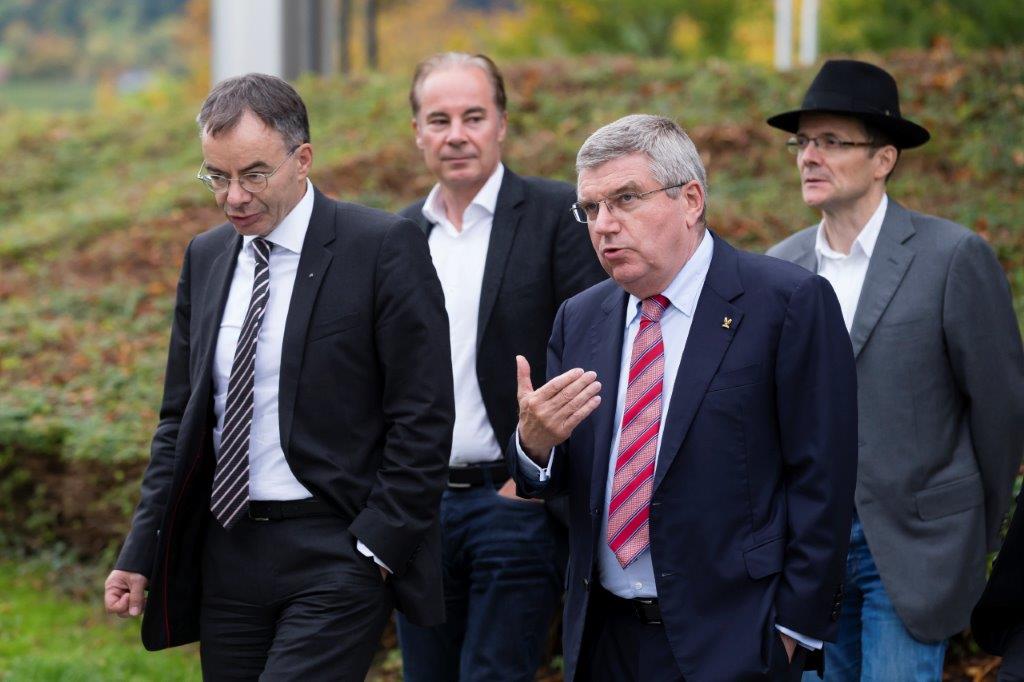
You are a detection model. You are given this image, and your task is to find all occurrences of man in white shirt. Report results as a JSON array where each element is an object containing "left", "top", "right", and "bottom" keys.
[
  {"left": 767, "top": 60, "right": 1024, "bottom": 681},
  {"left": 396, "top": 53, "right": 606, "bottom": 681},
  {"left": 103, "top": 73, "right": 455, "bottom": 681},
  {"left": 510, "top": 114, "right": 858, "bottom": 681}
]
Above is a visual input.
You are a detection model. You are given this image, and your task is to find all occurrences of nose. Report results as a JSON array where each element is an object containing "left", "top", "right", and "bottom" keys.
[
  {"left": 224, "top": 178, "right": 252, "bottom": 207},
  {"left": 798, "top": 141, "right": 823, "bottom": 167},
  {"left": 445, "top": 119, "right": 466, "bottom": 145},
  {"left": 590, "top": 202, "right": 620, "bottom": 235}
]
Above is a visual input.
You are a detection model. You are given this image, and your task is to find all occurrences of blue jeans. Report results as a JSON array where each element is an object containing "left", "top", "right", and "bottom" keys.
[
  {"left": 804, "top": 517, "right": 946, "bottom": 681},
  {"left": 396, "top": 485, "right": 564, "bottom": 682}
]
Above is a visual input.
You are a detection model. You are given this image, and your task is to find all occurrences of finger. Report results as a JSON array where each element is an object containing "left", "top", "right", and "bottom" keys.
[
  {"left": 533, "top": 367, "right": 586, "bottom": 402},
  {"left": 560, "top": 395, "right": 602, "bottom": 434},
  {"left": 515, "top": 355, "right": 534, "bottom": 400},
  {"left": 128, "top": 577, "right": 146, "bottom": 617},
  {"left": 105, "top": 588, "right": 126, "bottom": 614},
  {"left": 556, "top": 379, "right": 602, "bottom": 419},
  {"left": 548, "top": 370, "right": 599, "bottom": 411}
]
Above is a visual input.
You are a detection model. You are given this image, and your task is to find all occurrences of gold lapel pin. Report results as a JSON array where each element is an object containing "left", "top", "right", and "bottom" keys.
[{"left": 722, "top": 317, "right": 732, "bottom": 329}]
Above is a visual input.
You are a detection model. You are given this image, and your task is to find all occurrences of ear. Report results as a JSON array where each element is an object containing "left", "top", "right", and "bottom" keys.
[
  {"left": 680, "top": 180, "right": 705, "bottom": 227},
  {"left": 412, "top": 116, "right": 424, "bottom": 150},
  {"left": 496, "top": 110, "right": 508, "bottom": 144},
  {"left": 873, "top": 144, "right": 898, "bottom": 180},
  {"left": 295, "top": 143, "right": 313, "bottom": 180}
]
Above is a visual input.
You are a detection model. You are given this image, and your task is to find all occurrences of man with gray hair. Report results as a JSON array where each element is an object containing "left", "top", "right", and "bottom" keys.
[
  {"left": 397, "top": 52, "right": 605, "bottom": 681},
  {"left": 103, "top": 73, "right": 455, "bottom": 680},
  {"left": 507, "top": 114, "right": 858, "bottom": 681}
]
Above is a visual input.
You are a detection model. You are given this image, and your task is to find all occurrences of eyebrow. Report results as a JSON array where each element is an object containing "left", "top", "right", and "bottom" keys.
[
  {"left": 578, "top": 181, "right": 643, "bottom": 203},
  {"left": 203, "top": 159, "right": 271, "bottom": 175}
]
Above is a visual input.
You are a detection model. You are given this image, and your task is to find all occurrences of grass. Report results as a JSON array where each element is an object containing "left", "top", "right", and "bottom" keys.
[{"left": 0, "top": 560, "right": 201, "bottom": 681}]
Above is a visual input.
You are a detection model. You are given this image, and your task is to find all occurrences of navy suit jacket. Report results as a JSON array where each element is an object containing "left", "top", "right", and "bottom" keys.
[{"left": 507, "top": 233, "right": 858, "bottom": 681}]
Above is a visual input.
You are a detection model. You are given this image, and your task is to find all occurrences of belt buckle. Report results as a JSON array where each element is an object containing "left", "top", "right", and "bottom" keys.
[{"left": 447, "top": 480, "right": 472, "bottom": 489}]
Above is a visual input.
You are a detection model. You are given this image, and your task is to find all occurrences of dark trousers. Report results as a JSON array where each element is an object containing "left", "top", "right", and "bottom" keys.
[
  {"left": 578, "top": 587, "right": 807, "bottom": 682},
  {"left": 396, "top": 486, "right": 564, "bottom": 682},
  {"left": 199, "top": 512, "right": 394, "bottom": 681}
]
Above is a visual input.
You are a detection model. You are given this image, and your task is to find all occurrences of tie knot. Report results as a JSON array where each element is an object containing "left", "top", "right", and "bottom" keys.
[
  {"left": 641, "top": 295, "right": 669, "bottom": 322},
  {"left": 253, "top": 237, "right": 271, "bottom": 260}
]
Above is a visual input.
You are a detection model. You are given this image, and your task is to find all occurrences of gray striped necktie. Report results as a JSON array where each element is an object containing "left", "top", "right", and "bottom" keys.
[{"left": 211, "top": 237, "right": 271, "bottom": 529}]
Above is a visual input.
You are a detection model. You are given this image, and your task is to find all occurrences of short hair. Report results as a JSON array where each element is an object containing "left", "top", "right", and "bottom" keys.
[
  {"left": 409, "top": 52, "right": 507, "bottom": 116},
  {"left": 862, "top": 120, "right": 900, "bottom": 181},
  {"left": 197, "top": 73, "right": 310, "bottom": 149},
  {"left": 577, "top": 114, "right": 708, "bottom": 221}
]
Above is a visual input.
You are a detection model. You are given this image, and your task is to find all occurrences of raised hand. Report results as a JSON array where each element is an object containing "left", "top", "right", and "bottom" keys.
[{"left": 515, "top": 355, "right": 601, "bottom": 465}]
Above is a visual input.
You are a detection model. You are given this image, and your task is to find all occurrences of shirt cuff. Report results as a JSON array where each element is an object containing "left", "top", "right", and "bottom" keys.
[
  {"left": 775, "top": 624, "right": 822, "bottom": 651},
  {"left": 515, "top": 431, "right": 555, "bottom": 482},
  {"left": 356, "top": 540, "right": 391, "bottom": 573}
]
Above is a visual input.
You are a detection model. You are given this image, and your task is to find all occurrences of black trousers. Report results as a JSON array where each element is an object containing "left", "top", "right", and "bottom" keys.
[
  {"left": 577, "top": 588, "right": 806, "bottom": 682},
  {"left": 199, "top": 512, "right": 394, "bottom": 681}
]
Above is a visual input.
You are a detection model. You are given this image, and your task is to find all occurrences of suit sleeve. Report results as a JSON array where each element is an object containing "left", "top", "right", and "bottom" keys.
[
  {"left": 505, "top": 298, "right": 572, "bottom": 499},
  {"left": 973, "top": 487, "right": 1024, "bottom": 655},
  {"left": 942, "top": 232, "right": 1024, "bottom": 550},
  {"left": 773, "top": 274, "right": 858, "bottom": 640},
  {"left": 114, "top": 240, "right": 195, "bottom": 577},
  {"left": 550, "top": 184, "right": 607, "bottom": 304},
  {"left": 348, "top": 219, "right": 455, "bottom": 575}
]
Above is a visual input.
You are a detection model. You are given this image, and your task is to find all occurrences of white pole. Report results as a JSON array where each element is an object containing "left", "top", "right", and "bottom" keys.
[
  {"left": 799, "top": 0, "right": 819, "bottom": 66},
  {"left": 775, "top": 0, "right": 793, "bottom": 71},
  {"left": 211, "top": 0, "right": 284, "bottom": 83}
]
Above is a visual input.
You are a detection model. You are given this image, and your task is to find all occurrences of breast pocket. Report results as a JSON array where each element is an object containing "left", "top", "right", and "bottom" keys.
[
  {"left": 707, "top": 363, "right": 762, "bottom": 393},
  {"left": 308, "top": 312, "right": 362, "bottom": 342}
]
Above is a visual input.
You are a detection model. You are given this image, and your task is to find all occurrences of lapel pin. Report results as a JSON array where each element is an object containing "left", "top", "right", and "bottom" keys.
[
  {"left": 308, "top": 272, "right": 315, "bottom": 278},
  {"left": 722, "top": 317, "right": 732, "bottom": 329}
]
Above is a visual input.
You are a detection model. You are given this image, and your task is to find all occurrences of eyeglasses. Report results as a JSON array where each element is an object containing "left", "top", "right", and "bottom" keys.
[
  {"left": 571, "top": 183, "right": 684, "bottom": 224},
  {"left": 196, "top": 146, "right": 299, "bottom": 193},
  {"left": 786, "top": 134, "right": 875, "bottom": 155}
]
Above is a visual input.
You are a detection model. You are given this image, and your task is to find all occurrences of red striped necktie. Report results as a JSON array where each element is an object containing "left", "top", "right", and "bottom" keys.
[{"left": 607, "top": 294, "right": 669, "bottom": 568}]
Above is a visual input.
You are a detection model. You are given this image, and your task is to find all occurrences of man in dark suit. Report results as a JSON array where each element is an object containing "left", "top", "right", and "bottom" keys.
[
  {"left": 103, "top": 73, "right": 455, "bottom": 681},
  {"left": 508, "top": 114, "right": 858, "bottom": 681},
  {"left": 974, "top": 488, "right": 1024, "bottom": 681},
  {"left": 395, "top": 53, "right": 606, "bottom": 681},
  {"left": 766, "top": 60, "right": 1024, "bottom": 681}
]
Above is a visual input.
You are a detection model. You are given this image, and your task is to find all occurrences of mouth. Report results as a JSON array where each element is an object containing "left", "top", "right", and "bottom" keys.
[
  {"left": 442, "top": 155, "right": 477, "bottom": 163},
  {"left": 802, "top": 177, "right": 828, "bottom": 187},
  {"left": 228, "top": 214, "right": 260, "bottom": 228},
  {"left": 601, "top": 246, "right": 628, "bottom": 259}
]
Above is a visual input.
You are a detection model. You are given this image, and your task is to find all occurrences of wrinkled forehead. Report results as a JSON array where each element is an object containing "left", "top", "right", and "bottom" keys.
[{"left": 577, "top": 152, "right": 654, "bottom": 200}]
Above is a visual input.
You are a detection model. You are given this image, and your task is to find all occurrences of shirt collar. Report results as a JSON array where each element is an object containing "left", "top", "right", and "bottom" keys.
[
  {"left": 243, "top": 178, "right": 314, "bottom": 256},
  {"left": 421, "top": 163, "right": 505, "bottom": 229},
  {"left": 814, "top": 193, "right": 888, "bottom": 263},
  {"left": 625, "top": 228, "right": 714, "bottom": 328}
]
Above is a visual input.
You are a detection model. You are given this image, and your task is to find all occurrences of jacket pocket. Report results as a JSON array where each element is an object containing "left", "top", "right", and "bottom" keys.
[
  {"left": 707, "top": 363, "right": 761, "bottom": 392},
  {"left": 308, "top": 312, "right": 362, "bottom": 342},
  {"left": 744, "top": 536, "right": 784, "bottom": 579},
  {"left": 915, "top": 473, "right": 984, "bottom": 520}
]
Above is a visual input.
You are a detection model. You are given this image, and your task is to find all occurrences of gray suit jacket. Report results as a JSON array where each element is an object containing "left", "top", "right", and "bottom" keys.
[{"left": 768, "top": 199, "right": 1024, "bottom": 641}]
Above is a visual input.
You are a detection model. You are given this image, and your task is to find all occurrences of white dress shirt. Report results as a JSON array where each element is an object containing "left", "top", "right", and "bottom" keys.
[
  {"left": 422, "top": 163, "right": 505, "bottom": 466},
  {"left": 212, "top": 178, "right": 314, "bottom": 501},
  {"left": 815, "top": 194, "right": 888, "bottom": 332},
  {"left": 518, "top": 230, "right": 820, "bottom": 649}
]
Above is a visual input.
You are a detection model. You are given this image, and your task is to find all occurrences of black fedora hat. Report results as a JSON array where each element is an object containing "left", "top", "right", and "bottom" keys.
[{"left": 767, "top": 59, "right": 930, "bottom": 149}]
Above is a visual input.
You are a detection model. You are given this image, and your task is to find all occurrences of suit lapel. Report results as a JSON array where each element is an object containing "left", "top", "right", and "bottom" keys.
[
  {"left": 654, "top": 234, "right": 743, "bottom": 492},
  {"left": 196, "top": 229, "right": 242, "bottom": 387},
  {"left": 588, "top": 286, "right": 629, "bottom": 512},
  {"left": 476, "top": 170, "right": 525, "bottom": 348},
  {"left": 848, "top": 200, "right": 915, "bottom": 358},
  {"left": 791, "top": 230, "right": 818, "bottom": 274},
  {"left": 278, "top": 188, "right": 335, "bottom": 451}
]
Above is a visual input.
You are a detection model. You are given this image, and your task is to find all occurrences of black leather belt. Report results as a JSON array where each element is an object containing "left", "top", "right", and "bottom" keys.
[
  {"left": 247, "top": 498, "right": 336, "bottom": 521},
  {"left": 600, "top": 587, "right": 663, "bottom": 625},
  {"left": 447, "top": 463, "right": 509, "bottom": 489}
]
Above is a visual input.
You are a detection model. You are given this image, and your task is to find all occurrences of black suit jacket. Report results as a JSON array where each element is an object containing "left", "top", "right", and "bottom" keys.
[
  {"left": 973, "top": 487, "right": 1024, "bottom": 656},
  {"left": 401, "top": 167, "right": 606, "bottom": 450},
  {"left": 115, "top": 186, "right": 455, "bottom": 650},
  {"left": 508, "top": 234, "right": 858, "bottom": 681}
]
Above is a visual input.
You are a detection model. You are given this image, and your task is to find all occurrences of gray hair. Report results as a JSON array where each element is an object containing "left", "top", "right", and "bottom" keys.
[
  {"left": 197, "top": 73, "right": 310, "bottom": 149},
  {"left": 409, "top": 52, "right": 507, "bottom": 116},
  {"left": 577, "top": 114, "right": 708, "bottom": 221}
]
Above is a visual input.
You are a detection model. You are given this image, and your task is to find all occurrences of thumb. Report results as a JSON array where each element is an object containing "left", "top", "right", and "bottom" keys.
[
  {"left": 515, "top": 355, "right": 534, "bottom": 399},
  {"left": 128, "top": 575, "right": 147, "bottom": 617}
]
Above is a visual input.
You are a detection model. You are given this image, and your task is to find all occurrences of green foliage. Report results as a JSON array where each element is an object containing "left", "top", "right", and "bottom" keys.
[
  {"left": 823, "top": 0, "right": 1024, "bottom": 52},
  {"left": 0, "top": 559, "right": 201, "bottom": 679}
]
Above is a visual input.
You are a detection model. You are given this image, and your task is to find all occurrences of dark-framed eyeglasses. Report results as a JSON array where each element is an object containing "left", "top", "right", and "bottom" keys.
[
  {"left": 571, "top": 183, "right": 685, "bottom": 224},
  {"left": 786, "top": 134, "right": 875, "bottom": 155},
  {"left": 196, "top": 145, "right": 299, "bottom": 193}
]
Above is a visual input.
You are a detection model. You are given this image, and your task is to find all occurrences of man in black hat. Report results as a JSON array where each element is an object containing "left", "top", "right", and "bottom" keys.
[{"left": 767, "top": 59, "right": 1024, "bottom": 680}]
